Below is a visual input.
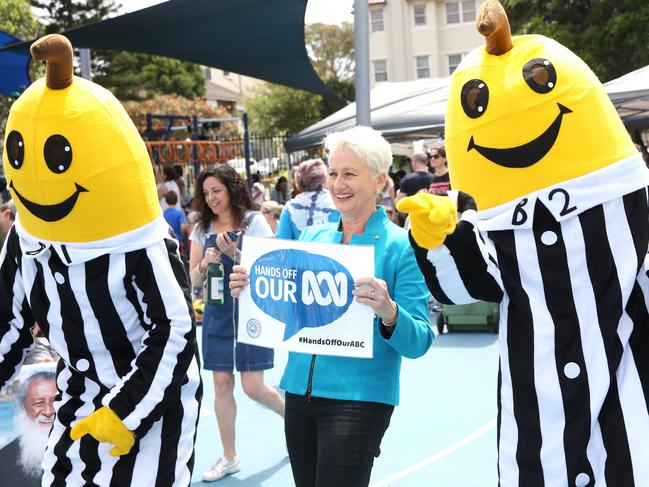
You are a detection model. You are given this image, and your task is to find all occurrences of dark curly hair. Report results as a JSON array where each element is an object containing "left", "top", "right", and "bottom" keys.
[{"left": 194, "top": 165, "right": 255, "bottom": 232}]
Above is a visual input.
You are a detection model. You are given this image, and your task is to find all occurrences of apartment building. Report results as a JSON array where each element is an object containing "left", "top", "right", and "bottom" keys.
[
  {"left": 203, "top": 67, "right": 262, "bottom": 111},
  {"left": 368, "top": 0, "right": 483, "bottom": 86}
]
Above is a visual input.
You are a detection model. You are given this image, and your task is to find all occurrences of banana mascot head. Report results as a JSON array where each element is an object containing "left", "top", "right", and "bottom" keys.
[
  {"left": 445, "top": 0, "right": 636, "bottom": 211},
  {"left": 2, "top": 34, "right": 160, "bottom": 243}
]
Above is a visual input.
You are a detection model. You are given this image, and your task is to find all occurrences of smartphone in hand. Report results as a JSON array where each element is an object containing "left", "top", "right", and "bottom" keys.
[{"left": 214, "top": 231, "right": 240, "bottom": 251}]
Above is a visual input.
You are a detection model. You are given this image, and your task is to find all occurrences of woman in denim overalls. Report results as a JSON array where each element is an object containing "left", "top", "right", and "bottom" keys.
[{"left": 188, "top": 166, "right": 285, "bottom": 482}]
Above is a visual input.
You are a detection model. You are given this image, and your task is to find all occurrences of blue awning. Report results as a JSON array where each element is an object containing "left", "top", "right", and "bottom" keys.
[{"left": 0, "top": 31, "right": 30, "bottom": 97}]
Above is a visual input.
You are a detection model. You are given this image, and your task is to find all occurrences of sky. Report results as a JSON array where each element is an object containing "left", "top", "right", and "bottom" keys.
[{"left": 119, "top": 0, "right": 354, "bottom": 25}]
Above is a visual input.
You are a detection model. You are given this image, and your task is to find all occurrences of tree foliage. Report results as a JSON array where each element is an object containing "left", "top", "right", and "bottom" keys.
[
  {"left": 31, "top": 0, "right": 119, "bottom": 79},
  {"left": 4, "top": 0, "right": 43, "bottom": 39},
  {"left": 122, "top": 94, "right": 237, "bottom": 138},
  {"left": 502, "top": 0, "right": 649, "bottom": 82},
  {"left": 246, "top": 22, "right": 355, "bottom": 134},
  {"left": 245, "top": 84, "right": 322, "bottom": 135},
  {"left": 32, "top": 0, "right": 118, "bottom": 33},
  {"left": 306, "top": 22, "right": 354, "bottom": 81},
  {"left": 94, "top": 52, "right": 206, "bottom": 101}
]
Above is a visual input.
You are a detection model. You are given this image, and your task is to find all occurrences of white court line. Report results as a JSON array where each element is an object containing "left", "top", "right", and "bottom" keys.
[
  {"left": 370, "top": 418, "right": 497, "bottom": 487},
  {"left": 200, "top": 407, "right": 215, "bottom": 417}
]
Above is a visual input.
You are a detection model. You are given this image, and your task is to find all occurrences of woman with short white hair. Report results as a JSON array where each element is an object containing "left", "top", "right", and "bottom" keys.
[{"left": 230, "top": 126, "right": 434, "bottom": 487}]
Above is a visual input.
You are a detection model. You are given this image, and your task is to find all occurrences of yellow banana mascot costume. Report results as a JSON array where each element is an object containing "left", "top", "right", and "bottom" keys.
[
  {"left": 398, "top": 1, "right": 649, "bottom": 485},
  {"left": 0, "top": 35, "right": 201, "bottom": 486}
]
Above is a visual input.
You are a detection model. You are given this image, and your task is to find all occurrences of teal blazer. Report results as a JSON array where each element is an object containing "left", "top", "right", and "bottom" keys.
[{"left": 279, "top": 207, "right": 433, "bottom": 405}]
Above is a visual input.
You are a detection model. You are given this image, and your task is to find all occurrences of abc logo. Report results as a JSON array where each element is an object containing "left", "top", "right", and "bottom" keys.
[{"left": 250, "top": 249, "right": 354, "bottom": 339}]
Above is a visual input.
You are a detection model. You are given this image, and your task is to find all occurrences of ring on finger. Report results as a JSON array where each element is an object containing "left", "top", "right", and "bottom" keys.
[{"left": 370, "top": 289, "right": 375, "bottom": 300}]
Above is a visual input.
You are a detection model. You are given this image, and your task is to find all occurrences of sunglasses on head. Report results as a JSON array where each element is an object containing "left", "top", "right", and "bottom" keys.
[{"left": 430, "top": 153, "right": 440, "bottom": 159}]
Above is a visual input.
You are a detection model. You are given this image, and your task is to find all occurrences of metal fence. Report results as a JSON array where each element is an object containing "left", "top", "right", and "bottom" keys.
[{"left": 146, "top": 134, "right": 293, "bottom": 171}]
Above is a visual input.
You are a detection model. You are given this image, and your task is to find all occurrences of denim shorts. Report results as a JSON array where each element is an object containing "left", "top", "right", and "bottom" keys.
[{"left": 201, "top": 301, "right": 274, "bottom": 372}]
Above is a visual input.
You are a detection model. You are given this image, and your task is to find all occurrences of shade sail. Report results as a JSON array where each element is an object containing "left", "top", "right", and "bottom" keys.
[
  {"left": 0, "top": 0, "right": 334, "bottom": 97},
  {"left": 284, "top": 77, "right": 450, "bottom": 151},
  {"left": 604, "top": 65, "right": 649, "bottom": 129}
]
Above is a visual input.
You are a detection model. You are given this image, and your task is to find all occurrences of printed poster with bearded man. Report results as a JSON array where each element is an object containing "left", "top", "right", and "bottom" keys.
[{"left": 0, "top": 362, "right": 58, "bottom": 486}]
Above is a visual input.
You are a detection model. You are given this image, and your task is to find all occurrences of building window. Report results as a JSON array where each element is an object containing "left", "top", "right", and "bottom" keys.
[
  {"left": 204, "top": 67, "right": 212, "bottom": 80},
  {"left": 223, "top": 70, "right": 230, "bottom": 77},
  {"left": 416, "top": 56, "right": 430, "bottom": 78},
  {"left": 370, "top": 9, "right": 384, "bottom": 32},
  {"left": 413, "top": 4, "right": 426, "bottom": 26},
  {"left": 448, "top": 53, "right": 463, "bottom": 75},
  {"left": 445, "top": 0, "right": 476, "bottom": 24},
  {"left": 462, "top": 1, "right": 476, "bottom": 22},
  {"left": 373, "top": 60, "right": 388, "bottom": 82}
]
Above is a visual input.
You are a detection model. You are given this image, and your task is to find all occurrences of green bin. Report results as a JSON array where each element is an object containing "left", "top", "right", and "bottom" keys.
[{"left": 431, "top": 299, "right": 499, "bottom": 334}]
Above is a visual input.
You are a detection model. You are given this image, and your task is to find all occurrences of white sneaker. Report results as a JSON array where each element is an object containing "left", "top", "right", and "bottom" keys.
[{"left": 202, "top": 456, "right": 241, "bottom": 482}]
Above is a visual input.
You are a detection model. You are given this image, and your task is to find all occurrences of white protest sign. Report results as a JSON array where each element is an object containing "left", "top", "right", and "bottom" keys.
[{"left": 238, "top": 236, "right": 375, "bottom": 358}]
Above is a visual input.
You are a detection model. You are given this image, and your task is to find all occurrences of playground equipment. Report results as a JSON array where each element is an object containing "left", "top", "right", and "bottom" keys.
[{"left": 144, "top": 113, "right": 259, "bottom": 190}]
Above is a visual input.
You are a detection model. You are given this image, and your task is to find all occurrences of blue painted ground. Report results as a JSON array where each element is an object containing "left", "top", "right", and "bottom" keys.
[{"left": 191, "top": 326, "right": 500, "bottom": 486}]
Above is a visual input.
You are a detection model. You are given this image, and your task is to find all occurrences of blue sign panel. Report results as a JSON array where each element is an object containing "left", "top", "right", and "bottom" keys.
[{"left": 249, "top": 249, "right": 354, "bottom": 340}]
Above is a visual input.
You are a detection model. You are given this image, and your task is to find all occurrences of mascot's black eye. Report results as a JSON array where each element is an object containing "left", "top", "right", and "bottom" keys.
[
  {"left": 6, "top": 130, "right": 24, "bottom": 169},
  {"left": 461, "top": 79, "right": 489, "bottom": 118},
  {"left": 523, "top": 58, "right": 557, "bottom": 94},
  {"left": 44, "top": 134, "right": 73, "bottom": 174}
]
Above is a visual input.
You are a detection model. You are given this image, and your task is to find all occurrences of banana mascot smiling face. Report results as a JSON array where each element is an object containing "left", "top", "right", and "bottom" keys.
[
  {"left": 3, "top": 38, "right": 160, "bottom": 243},
  {"left": 445, "top": 5, "right": 636, "bottom": 211}
]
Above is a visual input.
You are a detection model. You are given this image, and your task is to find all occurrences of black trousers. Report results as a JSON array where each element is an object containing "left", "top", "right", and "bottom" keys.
[{"left": 285, "top": 392, "right": 394, "bottom": 487}]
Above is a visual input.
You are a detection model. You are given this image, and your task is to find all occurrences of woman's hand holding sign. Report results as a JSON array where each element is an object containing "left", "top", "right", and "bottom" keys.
[
  {"left": 230, "top": 265, "right": 249, "bottom": 298},
  {"left": 353, "top": 277, "right": 398, "bottom": 328}
]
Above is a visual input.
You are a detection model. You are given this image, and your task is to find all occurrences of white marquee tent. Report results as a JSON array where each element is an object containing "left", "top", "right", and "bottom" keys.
[
  {"left": 284, "top": 77, "right": 450, "bottom": 152},
  {"left": 604, "top": 64, "right": 649, "bottom": 129}
]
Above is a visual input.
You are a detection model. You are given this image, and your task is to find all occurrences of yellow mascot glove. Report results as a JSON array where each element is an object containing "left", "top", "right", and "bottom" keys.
[
  {"left": 396, "top": 193, "right": 457, "bottom": 249},
  {"left": 70, "top": 406, "right": 135, "bottom": 457}
]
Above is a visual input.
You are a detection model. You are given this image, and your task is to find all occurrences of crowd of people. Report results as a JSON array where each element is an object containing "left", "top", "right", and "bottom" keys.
[{"left": 155, "top": 142, "right": 451, "bottom": 261}]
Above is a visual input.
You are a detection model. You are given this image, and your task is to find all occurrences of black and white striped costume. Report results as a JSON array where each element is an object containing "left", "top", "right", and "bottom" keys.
[
  {"left": 0, "top": 217, "right": 202, "bottom": 487},
  {"left": 411, "top": 154, "right": 649, "bottom": 486}
]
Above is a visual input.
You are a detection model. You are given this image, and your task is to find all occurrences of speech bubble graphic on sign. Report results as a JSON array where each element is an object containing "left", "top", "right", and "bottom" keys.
[{"left": 249, "top": 249, "right": 354, "bottom": 340}]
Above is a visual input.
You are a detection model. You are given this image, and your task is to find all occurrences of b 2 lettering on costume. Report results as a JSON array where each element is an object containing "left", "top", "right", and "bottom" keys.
[{"left": 511, "top": 188, "right": 577, "bottom": 226}]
